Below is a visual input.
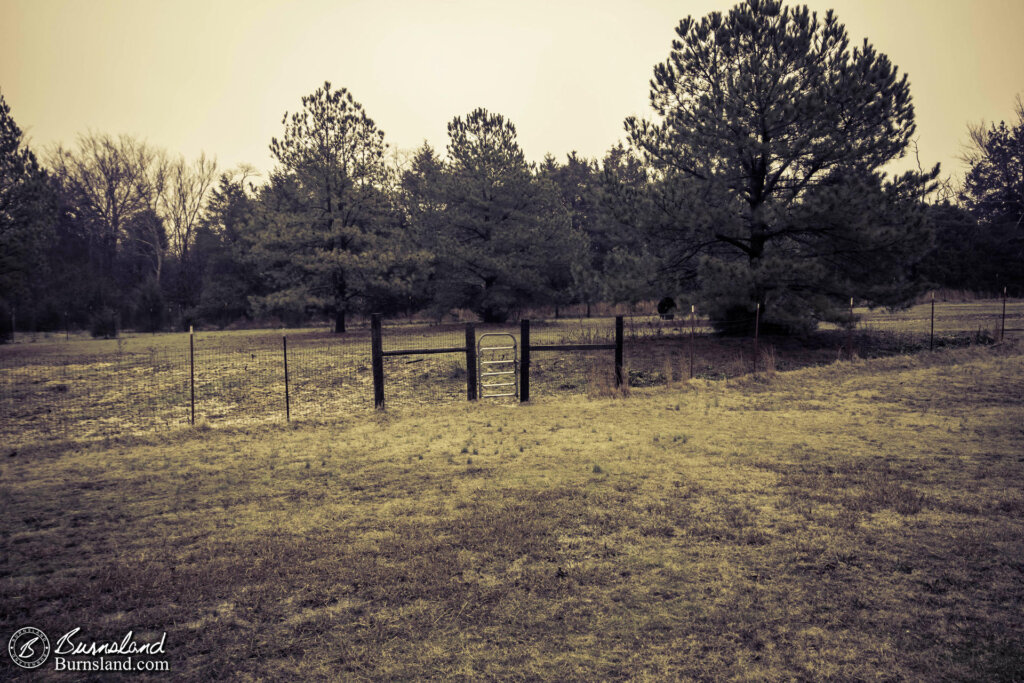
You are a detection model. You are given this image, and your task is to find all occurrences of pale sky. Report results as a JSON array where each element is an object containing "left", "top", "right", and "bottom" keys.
[{"left": 2, "top": 0, "right": 1023, "bottom": 183}]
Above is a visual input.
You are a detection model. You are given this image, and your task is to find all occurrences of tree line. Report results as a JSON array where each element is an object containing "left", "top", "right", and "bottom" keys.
[{"left": 2, "top": 0, "right": 1021, "bottom": 341}]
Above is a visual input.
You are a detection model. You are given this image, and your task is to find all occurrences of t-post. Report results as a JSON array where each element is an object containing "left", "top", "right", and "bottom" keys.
[
  {"left": 189, "top": 325, "right": 195, "bottom": 425},
  {"left": 283, "top": 335, "right": 290, "bottom": 422},
  {"left": 689, "top": 305, "right": 695, "bottom": 380},
  {"left": 848, "top": 297, "right": 855, "bottom": 360},
  {"left": 1001, "top": 286, "right": 1007, "bottom": 342},
  {"left": 930, "top": 292, "right": 935, "bottom": 351},
  {"left": 753, "top": 303, "right": 760, "bottom": 373}
]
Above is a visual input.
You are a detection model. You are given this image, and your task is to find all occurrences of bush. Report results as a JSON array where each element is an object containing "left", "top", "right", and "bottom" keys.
[
  {"left": 35, "top": 301, "right": 65, "bottom": 333},
  {"left": 0, "top": 300, "right": 11, "bottom": 343},
  {"left": 657, "top": 296, "right": 676, "bottom": 320},
  {"left": 134, "top": 278, "right": 166, "bottom": 333},
  {"left": 89, "top": 307, "right": 119, "bottom": 338}
]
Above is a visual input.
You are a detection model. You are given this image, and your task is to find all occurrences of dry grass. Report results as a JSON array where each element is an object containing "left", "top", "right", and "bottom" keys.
[
  {"left": 2, "top": 342, "right": 1022, "bottom": 680},
  {"left": 0, "top": 298, "right": 1018, "bottom": 458},
  {"left": 2, "top": 300, "right": 1020, "bottom": 456}
]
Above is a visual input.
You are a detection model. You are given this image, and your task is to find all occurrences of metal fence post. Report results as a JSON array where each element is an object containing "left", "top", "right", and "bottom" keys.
[
  {"left": 689, "top": 305, "right": 695, "bottom": 380},
  {"left": 1001, "top": 286, "right": 1007, "bottom": 341},
  {"left": 848, "top": 297, "right": 855, "bottom": 360},
  {"left": 753, "top": 304, "right": 760, "bottom": 373},
  {"left": 465, "top": 323, "right": 477, "bottom": 401},
  {"left": 283, "top": 335, "right": 290, "bottom": 422},
  {"left": 371, "top": 314, "right": 385, "bottom": 410},
  {"left": 930, "top": 292, "right": 935, "bottom": 351},
  {"left": 615, "top": 315, "right": 624, "bottom": 387},
  {"left": 189, "top": 325, "right": 195, "bottom": 425},
  {"left": 520, "top": 319, "right": 530, "bottom": 402}
]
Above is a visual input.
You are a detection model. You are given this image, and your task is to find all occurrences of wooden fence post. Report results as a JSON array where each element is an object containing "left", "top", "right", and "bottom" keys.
[
  {"left": 465, "top": 323, "right": 477, "bottom": 401},
  {"left": 371, "top": 314, "right": 385, "bottom": 410},
  {"left": 283, "top": 335, "right": 290, "bottom": 422},
  {"left": 520, "top": 319, "right": 530, "bottom": 402},
  {"left": 615, "top": 315, "right": 624, "bottom": 387}
]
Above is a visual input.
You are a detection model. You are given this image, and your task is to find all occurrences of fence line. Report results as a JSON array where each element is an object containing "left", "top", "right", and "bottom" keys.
[{"left": 1, "top": 300, "right": 1021, "bottom": 448}]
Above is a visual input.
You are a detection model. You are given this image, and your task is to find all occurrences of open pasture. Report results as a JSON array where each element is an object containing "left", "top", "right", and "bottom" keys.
[
  {"left": 1, "top": 300, "right": 1020, "bottom": 450},
  {"left": 1, "top": 340, "right": 1022, "bottom": 680}
]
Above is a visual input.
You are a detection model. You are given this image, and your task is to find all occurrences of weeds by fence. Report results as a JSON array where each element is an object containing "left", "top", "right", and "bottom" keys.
[{"left": 1, "top": 300, "right": 1020, "bottom": 449}]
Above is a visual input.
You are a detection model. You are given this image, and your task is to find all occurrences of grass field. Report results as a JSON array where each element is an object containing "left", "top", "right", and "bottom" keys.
[{"left": 2, "top": 338, "right": 1022, "bottom": 680}]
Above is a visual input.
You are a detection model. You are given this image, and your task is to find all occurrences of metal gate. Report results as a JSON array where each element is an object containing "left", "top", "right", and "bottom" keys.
[{"left": 477, "top": 333, "right": 518, "bottom": 399}]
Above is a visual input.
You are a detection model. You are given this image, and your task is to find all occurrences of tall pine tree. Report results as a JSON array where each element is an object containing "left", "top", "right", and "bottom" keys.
[
  {"left": 959, "top": 96, "right": 1024, "bottom": 294},
  {"left": 0, "top": 91, "right": 56, "bottom": 338},
  {"left": 627, "top": 0, "right": 936, "bottom": 333},
  {"left": 251, "top": 82, "right": 428, "bottom": 331},
  {"left": 404, "top": 109, "right": 585, "bottom": 322}
]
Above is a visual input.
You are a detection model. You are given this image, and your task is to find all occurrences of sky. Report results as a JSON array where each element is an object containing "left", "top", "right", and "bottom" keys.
[{"left": 2, "top": 0, "right": 1023, "bottom": 183}]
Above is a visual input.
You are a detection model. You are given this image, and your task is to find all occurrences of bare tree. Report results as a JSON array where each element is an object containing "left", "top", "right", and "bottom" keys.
[
  {"left": 48, "top": 132, "right": 168, "bottom": 279},
  {"left": 160, "top": 152, "right": 218, "bottom": 262}
]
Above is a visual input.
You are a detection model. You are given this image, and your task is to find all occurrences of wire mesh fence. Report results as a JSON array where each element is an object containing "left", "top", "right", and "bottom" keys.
[
  {"left": 1, "top": 299, "right": 1021, "bottom": 449},
  {"left": 0, "top": 333, "right": 374, "bottom": 448},
  {"left": 1, "top": 350, "right": 192, "bottom": 445},
  {"left": 380, "top": 321, "right": 470, "bottom": 408}
]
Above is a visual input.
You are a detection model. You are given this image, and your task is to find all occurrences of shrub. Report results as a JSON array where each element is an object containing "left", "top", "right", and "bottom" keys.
[
  {"left": 0, "top": 300, "right": 11, "bottom": 343},
  {"left": 89, "top": 307, "right": 119, "bottom": 338},
  {"left": 134, "top": 278, "right": 166, "bottom": 333}
]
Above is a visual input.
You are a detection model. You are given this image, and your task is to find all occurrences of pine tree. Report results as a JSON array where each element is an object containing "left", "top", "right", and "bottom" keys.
[
  {"left": 0, "top": 91, "right": 56, "bottom": 338},
  {"left": 959, "top": 96, "right": 1024, "bottom": 294},
  {"left": 405, "top": 109, "right": 584, "bottom": 323},
  {"left": 250, "top": 82, "right": 429, "bottom": 331},
  {"left": 192, "top": 169, "right": 259, "bottom": 327},
  {"left": 626, "top": 0, "right": 936, "bottom": 333}
]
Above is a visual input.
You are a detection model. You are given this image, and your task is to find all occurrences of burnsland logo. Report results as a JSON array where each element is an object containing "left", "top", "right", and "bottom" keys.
[
  {"left": 8, "top": 627, "right": 170, "bottom": 673},
  {"left": 53, "top": 627, "right": 166, "bottom": 657},
  {"left": 8, "top": 627, "right": 51, "bottom": 669}
]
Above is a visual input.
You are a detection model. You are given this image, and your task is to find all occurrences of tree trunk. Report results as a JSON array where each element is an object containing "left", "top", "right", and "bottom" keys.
[{"left": 334, "top": 309, "right": 346, "bottom": 334}]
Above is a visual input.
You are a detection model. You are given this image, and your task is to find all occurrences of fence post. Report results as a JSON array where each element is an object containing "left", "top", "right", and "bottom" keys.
[
  {"left": 520, "top": 319, "right": 530, "bottom": 402},
  {"left": 689, "top": 305, "right": 695, "bottom": 380},
  {"left": 1001, "top": 286, "right": 1007, "bottom": 341},
  {"left": 465, "top": 323, "right": 477, "bottom": 401},
  {"left": 848, "top": 297, "right": 855, "bottom": 360},
  {"left": 189, "top": 325, "right": 195, "bottom": 425},
  {"left": 753, "top": 304, "right": 760, "bottom": 373},
  {"left": 371, "top": 314, "right": 385, "bottom": 410},
  {"left": 930, "top": 292, "right": 935, "bottom": 351},
  {"left": 283, "top": 335, "right": 290, "bottom": 422},
  {"left": 615, "top": 315, "right": 624, "bottom": 387}
]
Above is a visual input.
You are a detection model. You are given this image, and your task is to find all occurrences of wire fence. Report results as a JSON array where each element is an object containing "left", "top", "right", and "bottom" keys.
[{"left": 1, "top": 300, "right": 1020, "bottom": 449}]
